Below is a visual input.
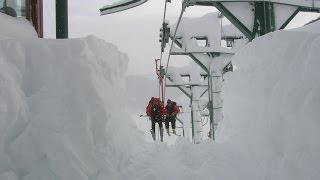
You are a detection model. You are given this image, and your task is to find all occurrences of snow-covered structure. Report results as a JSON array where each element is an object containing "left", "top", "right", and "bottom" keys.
[
  {"left": 166, "top": 66, "right": 208, "bottom": 144},
  {"left": 171, "top": 13, "right": 234, "bottom": 55},
  {"left": 168, "top": 12, "right": 236, "bottom": 142},
  {"left": 221, "top": 23, "right": 243, "bottom": 39},
  {"left": 167, "top": 0, "right": 319, "bottom": 142},
  {"left": 184, "top": 0, "right": 320, "bottom": 40}
]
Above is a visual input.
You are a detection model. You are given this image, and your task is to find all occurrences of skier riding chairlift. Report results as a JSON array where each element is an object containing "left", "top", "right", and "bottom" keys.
[
  {"left": 146, "top": 97, "right": 165, "bottom": 142},
  {"left": 165, "top": 99, "right": 180, "bottom": 136}
]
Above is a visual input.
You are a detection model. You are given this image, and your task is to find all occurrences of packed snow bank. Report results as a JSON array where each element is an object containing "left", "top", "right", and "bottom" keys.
[
  {"left": 0, "top": 13, "right": 38, "bottom": 39},
  {"left": 219, "top": 29, "right": 320, "bottom": 179},
  {"left": 0, "top": 36, "right": 143, "bottom": 180}
]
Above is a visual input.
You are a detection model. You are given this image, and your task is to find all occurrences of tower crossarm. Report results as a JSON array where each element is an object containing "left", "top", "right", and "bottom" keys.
[
  {"left": 184, "top": 0, "right": 320, "bottom": 40},
  {"left": 188, "top": 0, "right": 320, "bottom": 9}
]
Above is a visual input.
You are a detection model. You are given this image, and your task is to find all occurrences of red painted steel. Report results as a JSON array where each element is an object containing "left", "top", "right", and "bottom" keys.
[{"left": 30, "top": 0, "right": 43, "bottom": 38}]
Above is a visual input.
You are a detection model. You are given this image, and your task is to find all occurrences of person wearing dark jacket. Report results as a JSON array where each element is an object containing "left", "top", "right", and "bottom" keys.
[{"left": 165, "top": 99, "right": 180, "bottom": 135}]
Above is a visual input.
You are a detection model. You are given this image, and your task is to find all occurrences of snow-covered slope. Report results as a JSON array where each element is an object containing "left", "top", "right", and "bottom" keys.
[{"left": 220, "top": 28, "right": 320, "bottom": 179}]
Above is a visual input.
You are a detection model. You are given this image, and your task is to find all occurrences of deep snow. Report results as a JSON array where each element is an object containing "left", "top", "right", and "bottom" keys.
[
  {"left": 0, "top": 13, "right": 319, "bottom": 180},
  {"left": 219, "top": 29, "right": 320, "bottom": 179}
]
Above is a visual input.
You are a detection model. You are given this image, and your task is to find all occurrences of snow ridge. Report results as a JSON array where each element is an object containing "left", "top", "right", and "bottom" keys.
[{"left": 0, "top": 36, "right": 139, "bottom": 180}]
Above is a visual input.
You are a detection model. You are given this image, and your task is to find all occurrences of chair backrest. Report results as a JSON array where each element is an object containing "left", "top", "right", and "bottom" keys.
[{"left": 0, "top": 6, "right": 17, "bottom": 17}]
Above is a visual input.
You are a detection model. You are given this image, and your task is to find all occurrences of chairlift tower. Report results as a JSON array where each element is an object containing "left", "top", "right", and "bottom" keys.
[
  {"left": 167, "top": 12, "right": 235, "bottom": 141},
  {"left": 183, "top": 0, "right": 320, "bottom": 40},
  {"left": 166, "top": 72, "right": 209, "bottom": 143}
]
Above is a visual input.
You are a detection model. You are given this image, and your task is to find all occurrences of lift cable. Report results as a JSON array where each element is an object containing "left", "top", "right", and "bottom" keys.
[{"left": 155, "top": 0, "right": 171, "bottom": 105}]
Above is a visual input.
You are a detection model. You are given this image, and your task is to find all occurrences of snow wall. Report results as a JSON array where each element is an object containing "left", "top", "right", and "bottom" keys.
[
  {"left": 219, "top": 28, "right": 320, "bottom": 179},
  {"left": 0, "top": 32, "right": 144, "bottom": 179}
]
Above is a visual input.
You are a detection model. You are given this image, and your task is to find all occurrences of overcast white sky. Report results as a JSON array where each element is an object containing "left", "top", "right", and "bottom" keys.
[{"left": 43, "top": 0, "right": 320, "bottom": 76}]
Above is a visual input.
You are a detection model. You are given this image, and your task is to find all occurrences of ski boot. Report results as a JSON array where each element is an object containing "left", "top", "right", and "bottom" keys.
[
  {"left": 150, "top": 129, "right": 156, "bottom": 141},
  {"left": 172, "top": 129, "right": 176, "bottom": 135},
  {"left": 160, "top": 128, "right": 164, "bottom": 142},
  {"left": 166, "top": 128, "right": 171, "bottom": 136}
]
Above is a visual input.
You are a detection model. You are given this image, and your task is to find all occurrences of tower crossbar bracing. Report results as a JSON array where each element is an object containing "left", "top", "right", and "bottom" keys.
[
  {"left": 184, "top": 0, "right": 320, "bottom": 40},
  {"left": 188, "top": 0, "right": 320, "bottom": 9}
]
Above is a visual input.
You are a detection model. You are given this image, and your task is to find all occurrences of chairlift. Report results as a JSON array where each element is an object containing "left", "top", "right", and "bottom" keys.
[
  {"left": 0, "top": 6, "right": 17, "bottom": 17},
  {"left": 100, "top": 0, "right": 149, "bottom": 15}
]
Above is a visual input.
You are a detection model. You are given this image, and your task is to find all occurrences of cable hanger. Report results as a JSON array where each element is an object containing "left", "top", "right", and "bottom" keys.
[
  {"left": 163, "top": 2, "right": 188, "bottom": 98},
  {"left": 154, "top": 0, "right": 170, "bottom": 104}
]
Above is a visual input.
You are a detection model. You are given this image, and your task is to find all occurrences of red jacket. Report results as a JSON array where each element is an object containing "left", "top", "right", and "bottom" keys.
[
  {"left": 165, "top": 102, "right": 180, "bottom": 117},
  {"left": 146, "top": 98, "right": 165, "bottom": 117}
]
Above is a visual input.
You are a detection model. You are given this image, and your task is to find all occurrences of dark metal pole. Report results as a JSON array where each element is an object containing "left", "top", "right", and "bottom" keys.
[
  {"left": 56, "top": 0, "right": 68, "bottom": 39},
  {"left": 208, "top": 71, "right": 215, "bottom": 140},
  {"left": 190, "top": 89, "right": 195, "bottom": 143},
  {"left": 252, "top": 1, "right": 275, "bottom": 37}
]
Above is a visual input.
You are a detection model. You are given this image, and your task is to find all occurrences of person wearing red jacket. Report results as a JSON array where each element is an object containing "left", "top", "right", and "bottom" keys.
[
  {"left": 165, "top": 99, "right": 180, "bottom": 135},
  {"left": 146, "top": 97, "right": 165, "bottom": 141}
]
